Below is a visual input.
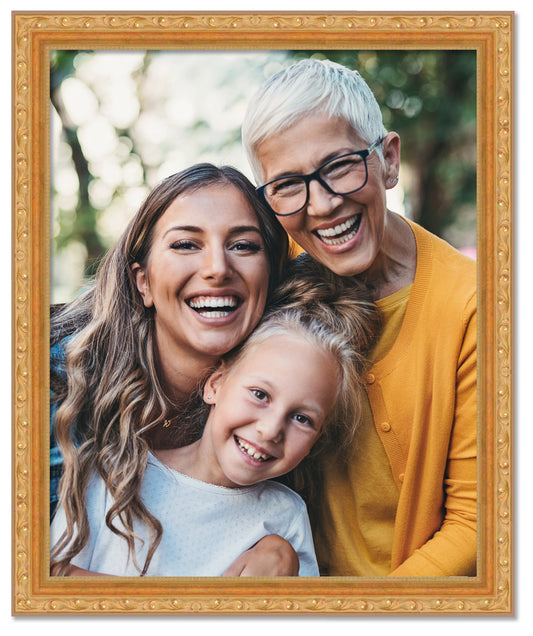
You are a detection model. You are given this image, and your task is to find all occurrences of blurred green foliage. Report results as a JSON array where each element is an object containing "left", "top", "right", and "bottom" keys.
[
  {"left": 51, "top": 50, "right": 106, "bottom": 278},
  {"left": 50, "top": 49, "right": 476, "bottom": 300}
]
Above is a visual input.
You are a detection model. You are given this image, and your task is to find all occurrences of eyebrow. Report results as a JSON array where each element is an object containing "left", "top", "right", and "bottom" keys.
[{"left": 163, "top": 225, "right": 262, "bottom": 238}]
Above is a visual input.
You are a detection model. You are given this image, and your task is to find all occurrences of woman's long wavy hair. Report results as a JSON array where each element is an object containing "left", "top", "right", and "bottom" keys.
[{"left": 50, "top": 163, "right": 290, "bottom": 576}]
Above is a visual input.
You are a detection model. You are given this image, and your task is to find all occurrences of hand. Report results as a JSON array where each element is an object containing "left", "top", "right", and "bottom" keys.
[{"left": 222, "top": 534, "right": 299, "bottom": 577}]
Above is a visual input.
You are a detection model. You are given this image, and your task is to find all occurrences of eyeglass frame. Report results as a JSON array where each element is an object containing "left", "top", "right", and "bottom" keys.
[{"left": 256, "top": 137, "right": 385, "bottom": 217}]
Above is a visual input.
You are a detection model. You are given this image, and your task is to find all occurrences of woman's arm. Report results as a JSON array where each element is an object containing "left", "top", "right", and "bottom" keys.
[
  {"left": 222, "top": 534, "right": 299, "bottom": 576},
  {"left": 391, "top": 301, "right": 477, "bottom": 577}
]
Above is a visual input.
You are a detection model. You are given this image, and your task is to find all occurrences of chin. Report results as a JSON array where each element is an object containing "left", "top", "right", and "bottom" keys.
[
  {"left": 321, "top": 259, "right": 367, "bottom": 278},
  {"left": 316, "top": 248, "right": 376, "bottom": 278},
  {"left": 206, "top": 333, "right": 254, "bottom": 356},
  {"left": 201, "top": 343, "right": 238, "bottom": 358}
]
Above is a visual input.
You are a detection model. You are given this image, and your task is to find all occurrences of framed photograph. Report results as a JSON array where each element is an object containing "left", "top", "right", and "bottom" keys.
[{"left": 12, "top": 11, "right": 513, "bottom": 616}]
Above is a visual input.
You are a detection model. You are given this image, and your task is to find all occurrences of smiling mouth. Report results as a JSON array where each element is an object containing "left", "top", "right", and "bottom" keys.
[
  {"left": 314, "top": 213, "right": 362, "bottom": 246},
  {"left": 187, "top": 295, "right": 240, "bottom": 318},
  {"left": 235, "top": 436, "right": 273, "bottom": 463}
]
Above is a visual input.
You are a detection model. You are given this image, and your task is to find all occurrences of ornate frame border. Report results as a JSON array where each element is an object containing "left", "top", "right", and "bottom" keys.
[{"left": 12, "top": 11, "right": 513, "bottom": 616}]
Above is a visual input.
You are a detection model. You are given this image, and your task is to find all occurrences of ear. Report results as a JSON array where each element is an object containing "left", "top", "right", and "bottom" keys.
[
  {"left": 203, "top": 362, "right": 228, "bottom": 405},
  {"left": 382, "top": 132, "right": 401, "bottom": 189},
  {"left": 131, "top": 262, "right": 154, "bottom": 308}
]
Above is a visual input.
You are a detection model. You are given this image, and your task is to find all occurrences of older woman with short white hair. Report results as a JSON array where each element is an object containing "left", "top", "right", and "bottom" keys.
[{"left": 242, "top": 58, "right": 477, "bottom": 577}]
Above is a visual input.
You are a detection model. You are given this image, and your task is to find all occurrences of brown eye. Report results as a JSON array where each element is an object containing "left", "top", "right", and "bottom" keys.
[
  {"left": 293, "top": 413, "right": 313, "bottom": 428},
  {"left": 251, "top": 389, "right": 268, "bottom": 401},
  {"left": 230, "top": 241, "right": 262, "bottom": 253},
  {"left": 170, "top": 240, "right": 198, "bottom": 251}
]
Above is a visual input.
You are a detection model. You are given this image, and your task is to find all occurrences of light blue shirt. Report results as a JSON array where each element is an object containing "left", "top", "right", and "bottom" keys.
[{"left": 51, "top": 452, "right": 319, "bottom": 577}]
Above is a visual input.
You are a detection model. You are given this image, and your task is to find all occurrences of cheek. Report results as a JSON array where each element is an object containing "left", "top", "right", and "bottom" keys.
[
  {"left": 279, "top": 215, "right": 304, "bottom": 236},
  {"left": 287, "top": 431, "right": 319, "bottom": 464},
  {"left": 247, "top": 260, "right": 270, "bottom": 300},
  {"left": 153, "top": 259, "right": 194, "bottom": 295},
  {"left": 216, "top": 387, "right": 248, "bottom": 419},
  {"left": 281, "top": 220, "right": 316, "bottom": 252},
  {"left": 367, "top": 183, "right": 388, "bottom": 213}
]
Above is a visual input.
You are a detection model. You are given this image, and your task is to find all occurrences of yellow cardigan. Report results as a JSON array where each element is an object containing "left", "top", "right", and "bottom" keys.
[{"left": 322, "top": 218, "right": 477, "bottom": 577}]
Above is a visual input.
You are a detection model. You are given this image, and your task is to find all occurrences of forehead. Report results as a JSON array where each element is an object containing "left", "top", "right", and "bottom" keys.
[
  {"left": 256, "top": 114, "right": 364, "bottom": 180},
  {"left": 230, "top": 334, "right": 339, "bottom": 391},
  {"left": 155, "top": 184, "right": 258, "bottom": 230}
]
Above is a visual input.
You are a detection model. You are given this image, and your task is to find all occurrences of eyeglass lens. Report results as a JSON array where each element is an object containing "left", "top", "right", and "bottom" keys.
[{"left": 263, "top": 153, "right": 367, "bottom": 216}]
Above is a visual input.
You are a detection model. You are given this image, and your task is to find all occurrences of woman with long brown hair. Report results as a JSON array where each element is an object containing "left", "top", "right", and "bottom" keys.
[{"left": 50, "top": 163, "right": 293, "bottom": 576}]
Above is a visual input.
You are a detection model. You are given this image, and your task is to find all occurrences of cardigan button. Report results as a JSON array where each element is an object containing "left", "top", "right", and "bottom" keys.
[
  {"left": 365, "top": 373, "right": 376, "bottom": 384},
  {"left": 398, "top": 473, "right": 405, "bottom": 483},
  {"left": 380, "top": 422, "right": 391, "bottom": 432}
]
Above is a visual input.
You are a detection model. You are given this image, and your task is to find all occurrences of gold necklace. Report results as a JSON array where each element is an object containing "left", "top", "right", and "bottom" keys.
[{"left": 162, "top": 415, "right": 179, "bottom": 428}]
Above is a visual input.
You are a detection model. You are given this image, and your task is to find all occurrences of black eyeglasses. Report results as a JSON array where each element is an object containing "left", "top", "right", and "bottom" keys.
[{"left": 257, "top": 137, "right": 384, "bottom": 217}]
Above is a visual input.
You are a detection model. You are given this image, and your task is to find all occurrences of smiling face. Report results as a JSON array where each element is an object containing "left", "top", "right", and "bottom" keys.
[
  {"left": 132, "top": 184, "right": 269, "bottom": 378},
  {"left": 256, "top": 113, "right": 400, "bottom": 278},
  {"left": 197, "top": 334, "right": 340, "bottom": 488}
]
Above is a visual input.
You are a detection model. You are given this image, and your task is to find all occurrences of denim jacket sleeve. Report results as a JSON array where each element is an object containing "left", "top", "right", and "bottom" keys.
[{"left": 50, "top": 339, "right": 67, "bottom": 520}]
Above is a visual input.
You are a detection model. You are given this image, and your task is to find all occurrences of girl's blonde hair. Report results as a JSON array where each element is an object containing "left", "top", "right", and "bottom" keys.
[{"left": 50, "top": 164, "right": 290, "bottom": 576}]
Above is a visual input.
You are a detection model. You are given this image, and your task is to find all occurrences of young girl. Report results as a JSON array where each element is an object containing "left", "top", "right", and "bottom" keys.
[{"left": 50, "top": 257, "right": 380, "bottom": 577}]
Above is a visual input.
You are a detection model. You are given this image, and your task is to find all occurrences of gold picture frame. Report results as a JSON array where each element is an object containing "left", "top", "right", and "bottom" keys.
[{"left": 12, "top": 11, "right": 513, "bottom": 616}]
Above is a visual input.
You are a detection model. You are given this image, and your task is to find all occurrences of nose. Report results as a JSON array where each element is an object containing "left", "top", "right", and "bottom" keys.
[
  {"left": 200, "top": 246, "right": 232, "bottom": 282},
  {"left": 306, "top": 179, "right": 344, "bottom": 218},
  {"left": 256, "top": 413, "right": 285, "bottom": 445}
]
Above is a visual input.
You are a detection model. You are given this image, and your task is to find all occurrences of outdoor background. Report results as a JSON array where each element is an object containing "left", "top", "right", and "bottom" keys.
[{"left": 50, "top": 49, "right": 477, "bottom": 303}]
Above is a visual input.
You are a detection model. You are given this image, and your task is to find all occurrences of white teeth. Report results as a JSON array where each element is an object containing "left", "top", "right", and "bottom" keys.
[
  {"left": 188, "top": 296, "right": 239, "bottom": 318},
  {"left": 317, "top": 217, "right": 356, "bottom": 238},
  {"left": 188, "top": 296, "right": 238, "bottom": 310},
  {"left": 316, "top": 215, "right": 361, "bottom": 245},
  {"left": 197, "top": 310, "right": 231, "bottom": 318},
  {"left": 320, "top": 231, "right": 357, "bottom": 246},
  {"left": 235, "top": 437, "right": 271, "bottom": 462}
]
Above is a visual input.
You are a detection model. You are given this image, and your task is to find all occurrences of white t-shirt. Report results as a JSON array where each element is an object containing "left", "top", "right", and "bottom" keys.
[{"left": 50, "top": 452, "right": 319, "bottom": 576}]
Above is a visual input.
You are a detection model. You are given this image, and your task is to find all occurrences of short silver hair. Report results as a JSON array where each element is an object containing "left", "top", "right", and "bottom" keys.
[{"left": 242, "top": 58, "right": 388, "bottom": 183}]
